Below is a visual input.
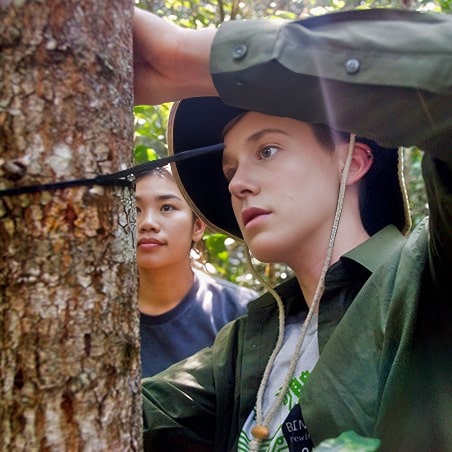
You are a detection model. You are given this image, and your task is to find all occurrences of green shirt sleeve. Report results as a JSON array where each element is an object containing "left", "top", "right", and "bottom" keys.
[
  {"left": 211, "top": 9, "right": 452, "bottom": 157},
  {"left": 142, "top": 345, "right": 216, "bottom": 447}
]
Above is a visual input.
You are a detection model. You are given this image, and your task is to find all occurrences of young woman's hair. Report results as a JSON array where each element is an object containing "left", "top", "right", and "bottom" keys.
[{"left": 136, "top": 165, "right": 174, "bottom": 182}]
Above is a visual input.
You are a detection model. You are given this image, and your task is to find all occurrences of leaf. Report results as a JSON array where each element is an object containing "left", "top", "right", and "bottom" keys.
[{"left": 314, "top": 431, "right": 381, "bottom": 452}]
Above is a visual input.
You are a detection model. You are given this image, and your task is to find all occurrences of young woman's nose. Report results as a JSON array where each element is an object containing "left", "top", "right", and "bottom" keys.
[
  {"left": 139, "top": 210, "right": 160, "bottom": 232},
  {"left": 228, "top": 166, "right": 259, "bottom": 199}
]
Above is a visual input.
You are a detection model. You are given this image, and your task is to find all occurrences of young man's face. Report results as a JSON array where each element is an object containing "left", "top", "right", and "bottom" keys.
[
  {"left": 222, "top": 112, "right": 345, "bottom": 267},
  {"left": 135, "top": 174, "right": 204, "bottom": 271}
]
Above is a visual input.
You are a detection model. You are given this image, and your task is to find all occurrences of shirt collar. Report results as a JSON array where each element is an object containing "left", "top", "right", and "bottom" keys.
[
  {"left": 342, "top": 225, "right": 406, "bottom": 273},
  {"left": 248, "top": 225, "right": 406, "bottom": 312}
]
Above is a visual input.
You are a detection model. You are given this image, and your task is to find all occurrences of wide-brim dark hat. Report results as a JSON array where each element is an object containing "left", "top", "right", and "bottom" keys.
[{"left": 168, "top": 96, "right": 411, "bottom": 241}]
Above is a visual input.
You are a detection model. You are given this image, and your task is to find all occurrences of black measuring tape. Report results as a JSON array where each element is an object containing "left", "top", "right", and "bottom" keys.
[{"left": 0, "top": 143, "right": 224, "bottom": 198}]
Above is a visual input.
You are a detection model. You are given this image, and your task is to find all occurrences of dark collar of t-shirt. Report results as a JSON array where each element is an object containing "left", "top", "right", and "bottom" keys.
[{"left": 140, "top": 272, "right": 200, "bottom": 325}]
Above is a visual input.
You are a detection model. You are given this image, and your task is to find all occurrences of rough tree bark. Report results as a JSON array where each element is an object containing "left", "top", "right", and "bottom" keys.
[{"left": 0, "top": 1, "right": 141, "bottom": 450}]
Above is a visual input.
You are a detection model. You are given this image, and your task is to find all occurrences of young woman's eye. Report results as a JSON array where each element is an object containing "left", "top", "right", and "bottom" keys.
[
  {"left": 258, "top": 145, "right": 278, "bottom": 160},
  {"left": 161, "top": 204, "right": 175, "bottom": 212},
  {"left": 135, "top": 206, "right": 142, "bottom": 214}
]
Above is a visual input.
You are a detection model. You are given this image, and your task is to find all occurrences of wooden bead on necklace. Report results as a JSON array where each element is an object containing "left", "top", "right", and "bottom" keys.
[{"left": 251, "top": 425, "right": 270, "bottom": 440}]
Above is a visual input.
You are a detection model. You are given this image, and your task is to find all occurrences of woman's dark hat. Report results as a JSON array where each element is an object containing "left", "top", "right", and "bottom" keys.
[{"left": 168, "top": 96, "right": 411, "bottom": 241}]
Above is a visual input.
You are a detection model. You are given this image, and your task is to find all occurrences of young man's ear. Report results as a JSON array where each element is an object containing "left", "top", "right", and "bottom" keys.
[
  {"left": 345, "top": 142, "right": 374, "bottom": 186},
  {"left": 192, "top": 217, "right": 206, "bottom": 242}
]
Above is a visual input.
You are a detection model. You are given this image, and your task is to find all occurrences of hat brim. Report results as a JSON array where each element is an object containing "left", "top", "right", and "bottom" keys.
[{"left": 168, "top": 96, "right": 410, "bottom": 240}]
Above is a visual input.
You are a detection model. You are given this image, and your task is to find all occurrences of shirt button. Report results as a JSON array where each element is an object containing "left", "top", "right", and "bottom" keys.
[
  {"left": 345, "top": 58, "right": 360, "bottom": 74},
  {"left": 232, "top": 44, "right": 248, "bottom": 60}
]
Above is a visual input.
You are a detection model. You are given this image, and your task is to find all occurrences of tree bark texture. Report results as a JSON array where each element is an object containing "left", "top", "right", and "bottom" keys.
[{"left": 0, "top": 1, "right": 141, "bottom": 450}]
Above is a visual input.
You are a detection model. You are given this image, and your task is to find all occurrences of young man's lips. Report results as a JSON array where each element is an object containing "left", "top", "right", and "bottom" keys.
[{"left": 241, "top": 207, "right": 271, "bottom": 227}]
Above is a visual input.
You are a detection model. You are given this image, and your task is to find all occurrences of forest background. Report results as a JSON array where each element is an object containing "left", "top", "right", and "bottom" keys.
[
  {"left": 1, "top": 1, "right": 449, "bottom": 449},
  {"left": 133, "top": 0, "right": 450, "bottom": 292}
]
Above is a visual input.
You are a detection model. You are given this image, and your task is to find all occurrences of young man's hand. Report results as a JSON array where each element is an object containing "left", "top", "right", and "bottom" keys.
[{"left": 133, "top": 7, "right": 218, "bottom": 105}]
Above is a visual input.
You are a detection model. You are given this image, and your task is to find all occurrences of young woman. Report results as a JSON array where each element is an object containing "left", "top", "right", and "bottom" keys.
[{"left": 136, "top": 167, "right": 256, "bottom": 378}]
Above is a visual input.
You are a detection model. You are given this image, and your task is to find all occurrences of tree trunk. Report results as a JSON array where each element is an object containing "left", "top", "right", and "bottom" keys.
[{"left": 0, "top": 1, "right": 141, "bottom": 450}]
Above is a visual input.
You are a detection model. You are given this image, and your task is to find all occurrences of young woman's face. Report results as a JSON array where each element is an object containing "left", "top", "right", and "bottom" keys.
[
  {"left": 223, "top": 112, "right": 344, "bottom": 267},
  {"left": 135, "top": 174, "right": 204, "bottom": 271}
]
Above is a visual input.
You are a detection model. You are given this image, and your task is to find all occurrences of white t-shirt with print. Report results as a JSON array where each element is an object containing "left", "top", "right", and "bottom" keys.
[{"left": 238, "top": 313, "right": 319, "bottom": 452}]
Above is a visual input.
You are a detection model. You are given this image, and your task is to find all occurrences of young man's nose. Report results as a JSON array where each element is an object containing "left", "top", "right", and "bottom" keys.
[{"left": 228, "top": 167, "right": 259, "bottom": 199}]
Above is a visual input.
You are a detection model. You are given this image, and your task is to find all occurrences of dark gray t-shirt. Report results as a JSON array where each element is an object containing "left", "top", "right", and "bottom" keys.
[{"left": 140, "top": 270, "right": 257, "bottom": 378}]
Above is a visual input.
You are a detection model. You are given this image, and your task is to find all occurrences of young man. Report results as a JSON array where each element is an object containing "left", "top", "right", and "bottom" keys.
[
  {"left": 134, "top": 7, "right": 452, "bottom": 451},
  {"left": 136, "top": 167, "right": 256, "bottom": 378}
]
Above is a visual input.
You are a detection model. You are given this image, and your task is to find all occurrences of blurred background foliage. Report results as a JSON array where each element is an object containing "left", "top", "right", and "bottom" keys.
[{"left": 133, "top": 0, "right": 448, "bottom": 292}]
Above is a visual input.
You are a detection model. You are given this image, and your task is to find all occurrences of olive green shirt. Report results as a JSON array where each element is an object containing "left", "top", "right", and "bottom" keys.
[{"left": 143, "top": 9, "right": 452, "bottom": 451}]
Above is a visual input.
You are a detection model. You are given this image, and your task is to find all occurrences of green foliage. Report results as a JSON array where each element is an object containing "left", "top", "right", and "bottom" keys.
[
  {"left": 404, "top": 147, "right": 429, "bottom": 228},
  {"left": 133, "top": 0, "right": 443, "bottom": 291},
  {"left": 204, "top": 233, "right": 230, "bottom": 274},
  {"left": 438, "top": 0, "right": 452, "bottom": 11},
  {"left": 134, "top": 104, "right": 171, "bottom": 163}
]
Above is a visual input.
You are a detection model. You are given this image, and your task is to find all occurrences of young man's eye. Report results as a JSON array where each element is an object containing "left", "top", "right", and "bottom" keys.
[
  {"left": 258, "top": 145, "right": 278, "bottom": 159},
  {"left": 223, "top": 166, "right": 236, "bottom": 182},
  {"left": 135, "top": 206, "right": 142, "bottom": 214}
]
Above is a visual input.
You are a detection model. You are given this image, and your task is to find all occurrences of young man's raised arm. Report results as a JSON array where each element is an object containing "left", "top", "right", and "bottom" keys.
[
  {"left": 133, "top": 8, "right": 452, "bottom": 154},
  {"left": 210, "top": 9, "right": 452, "bottom": 155},
  {"left": 207, "top": 8, "right": 452, "bottom": 291}
]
